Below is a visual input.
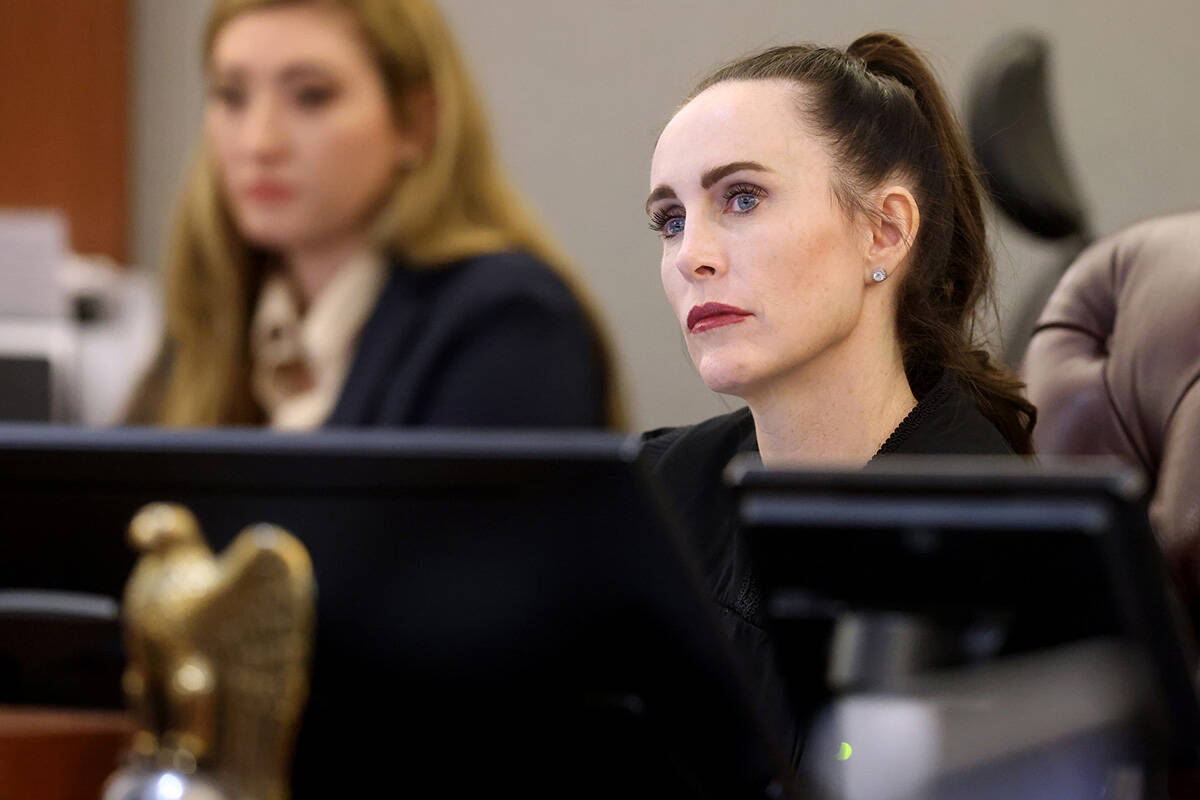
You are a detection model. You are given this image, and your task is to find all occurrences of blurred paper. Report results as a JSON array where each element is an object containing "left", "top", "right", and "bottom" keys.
[{"left": 0, "top": 209, "right": 68, "bottom": 317}]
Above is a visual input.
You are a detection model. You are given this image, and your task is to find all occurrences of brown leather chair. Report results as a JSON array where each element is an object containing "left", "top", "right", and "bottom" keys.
[{"left": 1024, "top": 211, "right": 1200, "bottom": 604}]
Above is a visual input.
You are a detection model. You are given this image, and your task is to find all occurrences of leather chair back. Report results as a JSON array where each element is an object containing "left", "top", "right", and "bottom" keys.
[{"left": 1024, "top": 211, "right": 1200, "bottom": 595}]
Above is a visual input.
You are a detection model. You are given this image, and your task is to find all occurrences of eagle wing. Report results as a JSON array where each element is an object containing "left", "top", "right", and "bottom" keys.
[{"left": 192, "top": 523, "right": 315, "bottom": 800}]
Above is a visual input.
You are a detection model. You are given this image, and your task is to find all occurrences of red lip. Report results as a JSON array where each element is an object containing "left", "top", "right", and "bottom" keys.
[
  {"left": 244, "top": 181, "right": 296, "bottom": 202},
  {"left": 687, "top": 302, "right": 753, "bottom": 333}
]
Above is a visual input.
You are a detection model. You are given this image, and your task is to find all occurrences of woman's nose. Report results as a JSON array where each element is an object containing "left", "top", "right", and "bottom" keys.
[
  {"left": 673, "top": 218, "right": 725, "bottom": 281},
  {"left": 242, "top": 97, "right": 288, "bottom": 162}
]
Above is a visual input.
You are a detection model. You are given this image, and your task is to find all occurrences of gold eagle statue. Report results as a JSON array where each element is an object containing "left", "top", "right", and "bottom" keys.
[{"left": 118, "top": 503, "right": 315, "bottom": 800}]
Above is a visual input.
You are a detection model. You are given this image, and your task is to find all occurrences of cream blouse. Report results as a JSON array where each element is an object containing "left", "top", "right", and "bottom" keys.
[{"left": 249, "top": 252, "right": 388, "bottom": 430}]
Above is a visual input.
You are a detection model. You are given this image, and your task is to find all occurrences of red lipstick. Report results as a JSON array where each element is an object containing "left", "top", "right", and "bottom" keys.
[{"left": 687, "top": 302, "right": 752, "bottom": 333}]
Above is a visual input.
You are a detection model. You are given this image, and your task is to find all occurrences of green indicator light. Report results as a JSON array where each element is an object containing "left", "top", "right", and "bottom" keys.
[{"left": 837, "top": 742, "right": 852, "bottom": 761}]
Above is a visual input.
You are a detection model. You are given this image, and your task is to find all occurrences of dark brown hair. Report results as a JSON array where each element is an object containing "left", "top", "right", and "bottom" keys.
[{"left": 690, "top": 33, "right": 1036, "bottom": 453}]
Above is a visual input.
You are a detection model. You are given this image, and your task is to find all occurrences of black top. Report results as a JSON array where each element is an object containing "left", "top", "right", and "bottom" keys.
[
  {"left": 326, "top": 251, "right": 608, "bottom": 428},
  {"left": 640, "top": 371, "right": 1014, "bottom": 764}
]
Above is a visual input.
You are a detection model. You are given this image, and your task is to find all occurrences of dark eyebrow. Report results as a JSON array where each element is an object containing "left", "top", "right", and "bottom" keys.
[
  {"left": 645, "top": 160, "right": 771, "bottom": 215},
  {"left": 644, "top": 186, "right": 678, "bottom": 215},
  {"left": 700, "top": 160, "right": 769, "bottom": 188}
]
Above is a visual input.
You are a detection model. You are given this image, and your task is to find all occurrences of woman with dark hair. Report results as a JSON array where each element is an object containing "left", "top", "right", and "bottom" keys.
[{"left": 641, "top": 34, "right": 1036, "bottom": 762}]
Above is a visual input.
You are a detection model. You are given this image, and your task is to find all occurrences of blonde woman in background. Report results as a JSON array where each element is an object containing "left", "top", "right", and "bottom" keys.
[{"left": 128, "top": 0, "right": 621, "bottom": 429}]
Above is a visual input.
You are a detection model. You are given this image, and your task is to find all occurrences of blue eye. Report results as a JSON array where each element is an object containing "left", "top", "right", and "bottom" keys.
[
  {"left": 649, "top": 207, "right": 685, "bottom": 238},
  {"left": 723, "top": 183, "right": 766, "bottom": 214},
  {"left": 733, "top": 193, "right": 759, "bottom": 212}
]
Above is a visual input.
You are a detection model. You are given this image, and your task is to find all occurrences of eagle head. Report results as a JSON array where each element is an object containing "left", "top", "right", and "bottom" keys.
[{"left": 128, "top": 503, "right": 205, "bottom": 554}]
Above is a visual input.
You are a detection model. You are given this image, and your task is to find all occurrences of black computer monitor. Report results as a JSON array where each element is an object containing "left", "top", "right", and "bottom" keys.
[
  {"left": 0, "top": 356, "right": 51, "bottom": 422},
  {"left": 0, "top": 425, "right": 796, "bottom": 798},
  {"left": 730, "top": 456, "right": 1200, "bottom": 771}
]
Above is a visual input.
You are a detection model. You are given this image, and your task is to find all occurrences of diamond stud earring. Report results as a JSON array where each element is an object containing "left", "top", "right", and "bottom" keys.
[{"left": 871, "top": 268, "right": 888, "bottom": 283}]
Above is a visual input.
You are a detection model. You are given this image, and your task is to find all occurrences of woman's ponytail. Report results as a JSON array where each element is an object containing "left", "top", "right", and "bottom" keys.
[{"left": 848, "top": 33, "right": 1036, "bottom": 452}]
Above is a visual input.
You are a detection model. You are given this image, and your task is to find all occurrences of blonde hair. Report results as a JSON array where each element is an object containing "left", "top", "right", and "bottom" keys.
[{"left": 130, "top": 0, "right": 624, "bottom": 427}]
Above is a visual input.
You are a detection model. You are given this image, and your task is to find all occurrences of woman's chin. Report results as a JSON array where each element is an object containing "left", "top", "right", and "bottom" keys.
[
  {"left": 697, "top": 365, "right": 751, "bottom": 398},
  {"left": 233, "top": 223, "right": 296, "bottom": 252},
  {"left": 229, "top": 209, "right": 309, "bottom": 252}
]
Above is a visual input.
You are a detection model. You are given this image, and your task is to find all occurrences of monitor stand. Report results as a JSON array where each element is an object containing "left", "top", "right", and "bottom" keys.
[{"left": 799, "top": 637, "right": 1162, "bottom": 800}]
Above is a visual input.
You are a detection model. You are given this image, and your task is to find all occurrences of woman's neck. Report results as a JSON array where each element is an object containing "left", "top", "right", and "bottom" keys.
[
  {"left": 283, "top": 234, "right": 371, "bottom": 310},
  {"left": 744, "top": 329, "right": 916, "bottom": 468}
]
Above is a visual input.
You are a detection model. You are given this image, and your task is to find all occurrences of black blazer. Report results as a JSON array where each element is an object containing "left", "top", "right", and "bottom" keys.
[
  {"left": 640, "top": 371, "right": 1015, "bottom": 766},
  {"left": 325, "top": 251, "right": 607, "bottom": 428}
]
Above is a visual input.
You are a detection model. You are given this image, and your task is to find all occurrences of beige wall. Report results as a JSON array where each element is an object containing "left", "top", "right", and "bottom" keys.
[
  {"left": 129, "top": 0, "right": 208, "bottom": 280},
  {"left": 132, "top": 0, "right": 1200, "bottom": 430}
]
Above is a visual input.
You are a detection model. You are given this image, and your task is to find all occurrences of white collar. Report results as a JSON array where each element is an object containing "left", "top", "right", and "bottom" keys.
[{"left": 249, "top": 251, "right": 388, "bottom": 429}]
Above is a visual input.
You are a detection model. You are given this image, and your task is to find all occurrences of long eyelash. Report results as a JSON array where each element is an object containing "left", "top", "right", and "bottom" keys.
[
  {"left": 648, "top": 208, "right": 680, "bottom": 232},
  {"left": 723, "top": 183, "right": 767, "bottom": 202}
]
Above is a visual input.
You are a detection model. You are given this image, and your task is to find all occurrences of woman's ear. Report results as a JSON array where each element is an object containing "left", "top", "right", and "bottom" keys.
[
  {"left": 394, "top": 86, "right": 437, "bottom": 167},
  {"left": 864, "top": 185, "right": 920, "bottom": 284}
]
